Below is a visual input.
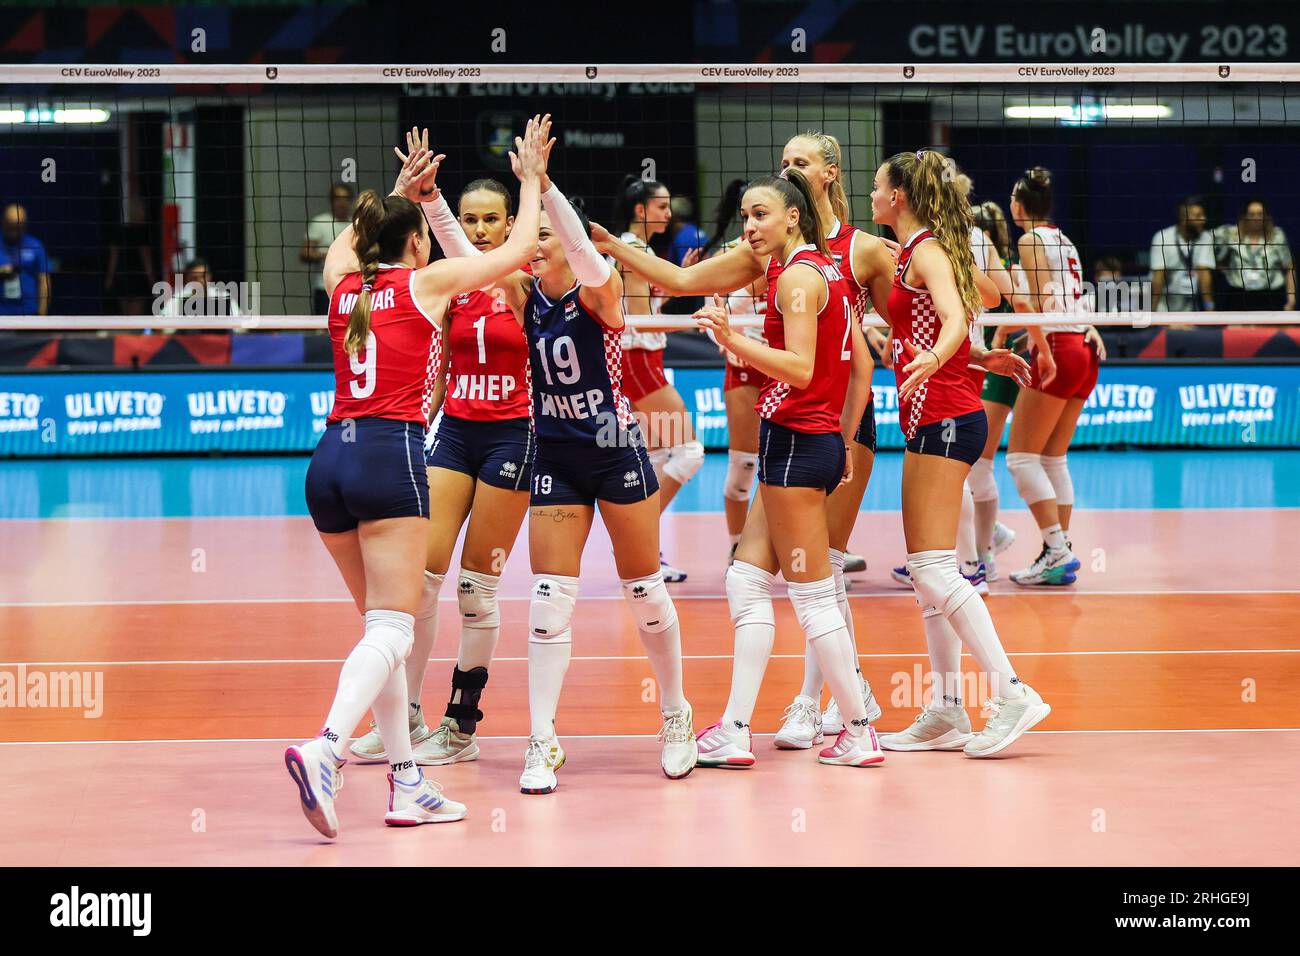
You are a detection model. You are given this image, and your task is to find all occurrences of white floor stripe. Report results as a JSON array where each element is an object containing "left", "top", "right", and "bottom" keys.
[
  {"left": 2, "top": 647, "right": 1297, "bottom": 667},
  {"left": 2, "top": 727, "right": 1298, "bottom": 746},
  {"left": 3, "top": 588, "right": 1298, "bottom": 608}
]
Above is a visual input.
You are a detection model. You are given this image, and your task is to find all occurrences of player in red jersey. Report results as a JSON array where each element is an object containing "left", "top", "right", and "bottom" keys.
[
  {"left": 692, "top": 171, "right": 883, "bottom": 768},
  {"left": 284, "top": 119, "right": 544, "bottom": 838},
  {"left": 347, "top": 132, "right": 534, "bottom": 767},
  {"left": 867, "top": 149, "right": 1049, "bottom": 758}
]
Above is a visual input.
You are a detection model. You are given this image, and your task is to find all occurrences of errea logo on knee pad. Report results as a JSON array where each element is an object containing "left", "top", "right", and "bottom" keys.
[
  {"left": 536, "top": 582, "right": 552, "bottom": 595},
  {"left": 631, "top": 584, "right": 647, "bottom": 598},
  {"left": 459, "top": 580, "right": 474, "bottom": 594}
]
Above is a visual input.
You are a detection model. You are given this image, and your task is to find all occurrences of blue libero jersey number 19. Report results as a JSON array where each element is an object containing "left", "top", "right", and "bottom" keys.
[{"left": 534, "top": 335, "right": 581, "bottom": 385}]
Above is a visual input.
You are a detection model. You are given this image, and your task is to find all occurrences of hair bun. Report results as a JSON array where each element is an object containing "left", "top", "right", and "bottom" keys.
[{"left": 1026, "top": 166, "right": 1052, "bottom": 188}]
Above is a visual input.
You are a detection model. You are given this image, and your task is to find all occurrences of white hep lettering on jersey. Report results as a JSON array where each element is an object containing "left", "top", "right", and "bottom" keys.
[
  {"left": 452, "top": 374, "right": 518, "bottom": 402},
  {"left": 539, "top": 389, "right": 606, "bottom": 420},
  {"left": 338, "top": 287, "right": 396, "bottom": 314}
]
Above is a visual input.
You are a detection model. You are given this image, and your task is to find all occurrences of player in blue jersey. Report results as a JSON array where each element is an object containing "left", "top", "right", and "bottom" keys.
[{"left": 467, "top": 117, "right": 697, "bottom": 794}]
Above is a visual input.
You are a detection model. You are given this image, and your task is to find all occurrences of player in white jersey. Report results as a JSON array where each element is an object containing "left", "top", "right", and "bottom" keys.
[{"left": 1003, "top": 167, "right": 1105, "bottom": 586}]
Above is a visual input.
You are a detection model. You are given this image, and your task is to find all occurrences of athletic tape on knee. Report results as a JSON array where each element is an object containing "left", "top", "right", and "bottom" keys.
[
  {"left": 968, "top": 456, "right": 998, "bottom": 502},
  {"left": 786, "top": 576, "right": 846, "bottom": 642},
  {"left": 725, "top": 560, "right": 775, "bottom": 628},
  {"left": 359, "top": 609, "right": 416, "bottom": 669},
  {"left": 457, "top": 569, "right": 501, "bottom": 629},
  {"left": 621, "top": 572, "right": 678, "bottom": 633},
  {"left": 527, "top": 575, "right": 579, "bottom": 644},
  {"left": 724, "top": 450, "right": 759, "bottom": 502},
  {"left": 663, "top": 440, "right": 705, "bottom": 485},
  {"left": 1005, "top": 452, "right": 1055, "bottom": 506},
  {"left": 906, "top": 550, "right": 977, "bottom": 619},
  {"left": 1041, "top": 454, "right": 1074, "bottom": 507},
  {"left": 416, "top": 570, "right": 444, "bottom": 620}
]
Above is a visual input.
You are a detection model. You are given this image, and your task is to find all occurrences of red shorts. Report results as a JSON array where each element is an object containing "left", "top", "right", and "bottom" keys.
[
  {"left": 724, "top": 362, "right": 769, "bottom": 392},
  {"left": 622, "top": 347, "right": 670, "bottom": 402},
  {"left": 1029, "top": 332, "right": 1100, "bottom": 400}
]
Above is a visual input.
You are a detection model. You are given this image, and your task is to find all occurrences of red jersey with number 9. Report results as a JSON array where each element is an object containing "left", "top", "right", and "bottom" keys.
[
  {"left": 441, "top": 289, "right": 531, "bottom": 420},
  {"left": 756, "top": 244, "right": 855, "bottom": 434},
  {"left": 326, "top": 265, "right": 441, "bottom": 425},
  {"left": 886, "top": 230, "right": 983, "bottom": 440}
]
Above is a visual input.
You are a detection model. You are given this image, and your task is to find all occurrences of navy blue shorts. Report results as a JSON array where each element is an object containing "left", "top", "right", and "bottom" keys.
[
  {"left": 758, "top": 419, "right": 845, "bottom": 495},
  {"left": 854, "top": 402, "right": 877, "bottom": 452},
  {"left": 530, "top": 437, "right": 659, "bottom": 506},
  {"left": 426, "top": 413, "right": 533, "bottom": 492},
  {"left": 905, "top": 410, "right": 988, "bottom": 466},
  {"left": 306, "top": 418, "right": 429, "bottom": 533}
]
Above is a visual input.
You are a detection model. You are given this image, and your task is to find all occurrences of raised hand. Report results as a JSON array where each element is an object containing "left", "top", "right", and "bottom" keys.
[
  {"left": 391, "top": 126, "right": 443, "bottom": 203},
  {"left": 509, "top": 113, "right": 554, "bottom": 184}
]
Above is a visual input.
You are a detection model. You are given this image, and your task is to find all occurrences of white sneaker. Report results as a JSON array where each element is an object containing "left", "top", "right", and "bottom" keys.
[
  {"left": 991, "top": 521, "right": 1016, "bottom": 555},
  {"left": 284, "top": 738, "right": 344, "bottom": 839},
  {"left": 823, "top": 676, "right": 883, "bottom": 734},
  {"left": 519, "top": 735, "right": 566, "bottom": 794},
  {"left": 980, "top": 550, "right": 999, "bottom": 582},
  {"left": 384, "top": 771, "right": 467, "bottom": 826},
  {"left": 817, "top": 725, "right": 886, "bottom": 767},
  {"left": 412, "top": 716, "right": 479, "bottom": 766},
  {"left": 774, "top": 695, "right": 823, "bottom": 750},
  {"left": 349, "top": 703, "right": 433, "bottom": 762},
  {"left": 964, "top": 684, "right": 1051, "bottom": 758},
  {"left": 878, "top": 705, "right": 974, "bottom": 751},
  {"left": 695, "top": 720, "right": 755, "bottom": 768},
  {"left": 842, "top": 552, "right": 867, "bottom": 574},
  {"left": 1010, "top": 545, "right": 1080, "bottom": 587},
  {"left": 660, "top": 554, "right": 688, "bottom": 583},
  {"left": 658, "top": 704, "right": 697, "bottom": 779}
]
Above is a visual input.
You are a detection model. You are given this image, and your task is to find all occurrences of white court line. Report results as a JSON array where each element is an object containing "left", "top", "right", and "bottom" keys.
[
  {"left": 3, "top": 588, "right": 1299, "bottom": 608},
  {"left": 3, "top": 648, "right": 1297, "bottom": 668},
  {"left": 2, "top": 728, "right": 1299, "bottom": 747}
]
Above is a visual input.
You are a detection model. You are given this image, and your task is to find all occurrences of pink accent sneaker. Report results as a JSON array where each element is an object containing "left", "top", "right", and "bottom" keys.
[
  {"left": 695, "top": 720, "right": 755, "bottom": 768},
  {"left": 817, "top": 726, "right": 885, "bottom": 767}
]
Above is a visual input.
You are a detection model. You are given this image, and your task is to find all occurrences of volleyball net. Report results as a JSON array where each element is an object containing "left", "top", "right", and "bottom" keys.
[{"left": 1, "top": 62, "right": 1299, "bottom": 334}]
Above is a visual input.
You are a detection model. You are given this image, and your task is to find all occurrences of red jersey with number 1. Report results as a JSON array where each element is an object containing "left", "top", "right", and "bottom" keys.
[
  {"left": 886, "top": 230, "right": 983, "bottom": 439},
  {"left": 441, "top": 289, "right": 530, "bottom": 420},
  {"left": 757, "top": 244, "right": 854, "bottom": 434},
  {"left": 326, "top": 266, "right": 441, "bottom": 425}
]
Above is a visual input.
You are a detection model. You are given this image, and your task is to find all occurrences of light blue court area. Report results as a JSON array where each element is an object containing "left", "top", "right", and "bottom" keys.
[{"left": 1, "top": 450, "right": 1297, "bottom": 520}]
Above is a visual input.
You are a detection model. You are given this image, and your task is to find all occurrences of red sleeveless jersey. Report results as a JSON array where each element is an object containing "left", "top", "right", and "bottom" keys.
[
  {"left": 441, "top": 289, "right": 530, "bottom": 420},
  {"left": 886, "top": 230, "right": 983, "bottom": 439},
  {"left": 326, "top": 266, "right": 441, "bottom": 425},
  {"left": 824, "top": 220, "right": 870, "bottom": 320},
  {"left": 757, "top": 244, "right": 855, "bottom": 434}
]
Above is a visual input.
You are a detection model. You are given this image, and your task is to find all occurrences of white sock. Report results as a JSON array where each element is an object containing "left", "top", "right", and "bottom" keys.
[
  {"left": 788, "top": 577, "right": 866, "bottom": 736},
  {"left": 374, "top": 665, "right": 420, "bottom": 784},
  {"left": 922, "top": 607, "right": 964, "bottom": 709},
  {"left": 527, "top": 640, "right": 571, "bottom": 739},
  {"left": 722, "top": 621, "right": 774, "bottom": 728},
  {"left": 406, "top": 570, "right": 444, "bottom": 703},
  {"left": 321, "top": 618, "right": 409, "bottom": 760},
  {"left": 958, "top": 487, "right": 980, "bottom": 569},
  {"left": 798, "top": 641, "right": 824, "bottom": 702},
  {"left": 641, "top": 626, "right": 686, "bottom": 713},
  {"left": 949, "top": 598, "right": 1021, "bottom": 699},
  {"left": 1042, "top": 523, "right": 1068, "bottom": 552}
]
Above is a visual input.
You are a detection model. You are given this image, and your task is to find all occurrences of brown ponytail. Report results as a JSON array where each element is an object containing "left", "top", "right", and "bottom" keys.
[
  {"left": 883, "top": 150, "right": 982, "bottom": 320},
  {"left": 745, "top": 170, "right": 830, "bottom": 259},
  {"left": 345, "top": 190, "right": 424, "bottom": 355}
]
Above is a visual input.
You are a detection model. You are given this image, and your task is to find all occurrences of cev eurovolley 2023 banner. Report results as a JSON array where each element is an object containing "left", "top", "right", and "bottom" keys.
[{"left": 0, "top": 365, "right": 1295, "bottom": 456}]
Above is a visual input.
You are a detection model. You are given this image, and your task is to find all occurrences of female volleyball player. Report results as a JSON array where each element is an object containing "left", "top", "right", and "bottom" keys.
[
  {"left": 348, "top": 134, "right": 532, "bottom": 767},
  {"left": 692, "top": 170, "right": 880, "bottom": 767},
  {"left": 284, "top": 119, "right": 544, "bottom": 837},
  {"left": 615, "top": 176, "right": 702, "bottom": 582},
  {"left": 1004, "top": 168, "right": 1101, "bottom": 586},
  {"left": 469, "top": 119, "right": 697, "bottom": 794},
  {"left": 869, "top": 150, "right": 1051, "bottom": 757},
  {"left": 594, "top": 133, "right": 900, "bottom": 748}
]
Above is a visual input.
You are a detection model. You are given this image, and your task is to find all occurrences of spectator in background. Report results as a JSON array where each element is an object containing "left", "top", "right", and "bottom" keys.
[
  {"left": 104, "top": 197, "right": 157, "bottom": 316},
  {"left": 665, "top": 195, "right": 709, "bottom": 266},
  {"left": 1091, "top": 255, "right": 1125, "bottom": 313},
  {"left": 0, "top": 203, "right": 50, "bottom": 316},
  {"left": 301, "top": 182, "right": 354, "bottom": 314},
  {"left": 1213, "top": 199, "right": 1296, "bottom": 312},
  {"left": 160, "top": 257, "right": 242, "bottom": 322},
  {"left": 1149, "top": 196, "right": 1215, "bottom": 313}
]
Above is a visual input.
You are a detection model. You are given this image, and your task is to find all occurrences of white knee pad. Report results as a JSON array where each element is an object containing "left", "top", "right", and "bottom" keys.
[
  {"left": 786, "top": 577, "right": 845, "bottom": 642},
  {"left": 968, "top": 456, "right": 998, "bottom": 502},
  {"left": 724, "top": 450, "right": 759, "bottom": 502},
  {"left": 648, "top": 447, "right": 671, "bottom": 475},
  {"left": 1040, "top": 454, "right": 1074, "bottom": 507},
  {"left": 906, "top": 550, "right": 977, "bottom": 619},
  {"left": 725, "top": 560, "right": 775, "bottom": 628},
  {"left": 527, "top": 575, "right": 579, "bottom": 644},
  {"left": 621, "top": 571, "right": 678, "bottom": 633},
  {"left": 416, "top": 570, "right": 444, "bottom": 620},
  {"left": 457, "top": 569, "right": 500, "bottom": 630},
  {"left": 663, "top": 440, "right": 705, "bottom": 485},
  {"left": 359, "top": 609, "right": 415, "bottom": 669},
  {"left": 1006, "top": 452, "right": 1055, "bottom": 506}
]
